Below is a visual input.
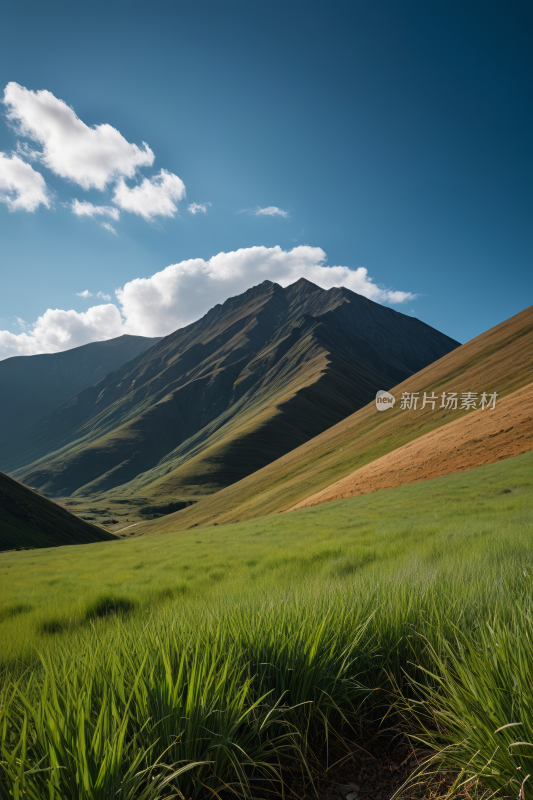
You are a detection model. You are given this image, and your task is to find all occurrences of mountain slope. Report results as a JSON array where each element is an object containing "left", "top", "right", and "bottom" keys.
[
  {"left": 289, "top": 380, "right": 533, "bottom": 510},
  {"left": 132, "top": 303, "right": 533, "bottom": 534},
  {"left": 1, "top": 279, "right": 459, "bottom": 499},
  {"left": 0, "top": 472, "right": 117, "bottom": 551},
  {"left": 0, "top": 334, "right": 161, "bottom": 443}
]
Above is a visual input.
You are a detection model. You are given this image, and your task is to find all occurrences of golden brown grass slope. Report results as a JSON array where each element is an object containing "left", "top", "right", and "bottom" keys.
[
  {"left": 0, "top": 472, "right": 117, "bottom": 551},
  {"left": 134, "top": 303, "right": 533, "bottom": 534},
  {"left": 289, "top": 381, "right": 533, "bottom": 510}
]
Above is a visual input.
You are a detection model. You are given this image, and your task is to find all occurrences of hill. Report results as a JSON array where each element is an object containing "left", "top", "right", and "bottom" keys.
[
  {"left": 0, "top": 472, "right": 117, "bottom": 551},
  {"left": 0, "top": 334, "right": 161, "bottom": 443},
  {"left": 133, "top": 303, "right": 533, "bottom": 534},
  {"left": 289, "top": 380, "right": 533, "bottom": 510},
  {"left": 1, "top": 278, "right": 458, "bottom": 499}
]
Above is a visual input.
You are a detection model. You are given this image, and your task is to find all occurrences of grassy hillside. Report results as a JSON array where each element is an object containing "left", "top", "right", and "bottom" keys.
[
  {"left": 291, "top": 379, "right": 533, "bottom": 509},
  {"left": 136, "top": 303, "right": 533, "bottom": 534},
  {"left": 0, "top": 451, "right": 532, "bottom": 798},
  {"left": 0, "top": 333, "right": 160, "bottom": 443},
  {"left": 3, "top": 279, "right": 458, "bottom": 500},
  {"left": 0, "top": 472, "right": 117, "bottom": 551},
  {"left": 1, "top": 449, "right": 531, "bottom": 661}
]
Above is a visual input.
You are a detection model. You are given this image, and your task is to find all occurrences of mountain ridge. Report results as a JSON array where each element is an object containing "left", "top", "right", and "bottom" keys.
[
  {"left": 1, "top": 279, "right": 459, "bottom": 500},
  {"left": 0, "top": 333, "right": 162, "bottom": 443}
]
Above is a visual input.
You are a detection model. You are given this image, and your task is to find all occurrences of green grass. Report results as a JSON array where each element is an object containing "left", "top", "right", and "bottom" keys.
[{"left": 1, "top": 451, "right": 533, "bottom": 798}]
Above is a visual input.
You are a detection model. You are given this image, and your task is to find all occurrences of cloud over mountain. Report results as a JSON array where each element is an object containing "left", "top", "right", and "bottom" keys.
[
  {"left": 117, "top": 245, "right": 414, "bottom": 336},
  {"left": 0, "top": 304, "right": 123, "bottom": 358},
  {"left": 0, "top": 246, "right": 416, "bottom": 357}
]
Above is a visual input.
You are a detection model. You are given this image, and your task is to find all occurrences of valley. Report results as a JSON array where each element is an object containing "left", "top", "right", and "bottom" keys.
[{"left": 0, "top": 283, "right": 532, "bottom": 800}]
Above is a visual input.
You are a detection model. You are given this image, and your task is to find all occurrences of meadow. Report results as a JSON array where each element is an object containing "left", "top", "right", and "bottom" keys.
[{"left": 1, "top": 451, "right": 533, "bottom": 799}]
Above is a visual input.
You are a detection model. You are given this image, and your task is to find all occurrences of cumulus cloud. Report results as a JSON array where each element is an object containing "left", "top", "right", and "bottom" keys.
[
  {"left": 187, "top": 201, "right": 211, "bottom": 214},
  {"left": 113, "top": 169, "right": 186, "bottom": 220},
  {"left": 101, "top": 223, "right": 117, "bottom": 235},
  {"left": 0, "top": 304, "right": 123, "bottom": 358},
  {"left": 0, "top": 152, "right": 50, "bottom": 211},
  {"left": 253, "top": 206, "right": 289, "bottom": 218},
  {"left": 3, "top": 82, "right": 154, "bottom": 190},
  {"left": 71, "top": 199, "right": 120, "bottom": 220},
  {"left": 0, "top": 246, "right": 416, "bottom": 359},
  {"left": 117, "top": 245, "right": 416, "bottom": 337}
]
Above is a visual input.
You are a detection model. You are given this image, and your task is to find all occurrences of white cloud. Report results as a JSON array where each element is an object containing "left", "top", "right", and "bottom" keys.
[
  {"left": 101, "top": 222, "right": 117, "bottom": 235},
  {"left": 253, "top": 206, "right": 289, "bottom": 218},
  {"left": 3, "top": 82, "right": 154, "bottom": 190},
  {"left": 187, "top": 201, "right": 211, "bottom": 214},
  {"left": 71, "top": 199, "right": 120, "bottom": 220},
  {"left": 0, "top": 152, "right": 50, "bottom": 212},
  {"left": 0, "top": 304, "right": 123, "bottom": 358},
  {"left": 0, "top": 246, "right": 416, "bottom": 359},
  {"left": 113, "top": 169, "right": 186, "bottom": 220},
  {"left": 117, "top": 245, "right": 415, "bottom": 337},
  {"left": 76, "top": 289, "right": 112, "bottom": 300}
]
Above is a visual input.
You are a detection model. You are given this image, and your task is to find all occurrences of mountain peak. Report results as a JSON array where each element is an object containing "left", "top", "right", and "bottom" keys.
[{"left": 288, "top": 277, "right": 321, "bottom": 291}]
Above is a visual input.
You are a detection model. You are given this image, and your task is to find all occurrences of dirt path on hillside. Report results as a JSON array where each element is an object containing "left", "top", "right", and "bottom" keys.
[{"left": 288, "top": 382, "right": 533, "bottom": 511}]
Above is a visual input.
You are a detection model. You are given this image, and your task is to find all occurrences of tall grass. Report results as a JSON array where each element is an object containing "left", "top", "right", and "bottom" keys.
[
  {"left": 1, "top": 593, "right": 375, "bottom": 798},
  {"left": 1, "top": 452, "right": 532, "bottom": 797},
  {"left": 401, "top": 609, "right": 533, "bottom": 799},
  {"left": 2, "top": 564, "right": 533, "bottom": 798}
]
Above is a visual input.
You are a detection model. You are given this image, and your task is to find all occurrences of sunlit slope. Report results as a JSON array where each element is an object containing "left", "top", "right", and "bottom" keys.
[
  {"left": 0, "top": 472, "right": 116, "bottom": 551},
  {"left": 135, "top": 303, "right": 533, "bottom": 533},
  {"left": 289, "top": 381, "right": 533, "bottom": 510},
  {"left": 4, "top": 279, "right": 458, "bottom": 498},
  {"left": 0, "top": 334, "right": 160, "bottom": 444},
  {"left": 96, "top": 315, "right": 406, "bottom": 499}
]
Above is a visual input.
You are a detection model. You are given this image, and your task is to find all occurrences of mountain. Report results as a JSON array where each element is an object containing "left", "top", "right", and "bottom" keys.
[
  {"left": 0, "top": 334, "right": 161, "bottom": 443},
  {"left": 1, "top": 278, "right": 459, "bottom": 500},
  {"left": 131, "top": 303, "right": 533, "bottom": 534},
  {"left": 0, "top": 472, "right": 117, "bottom": 551}
]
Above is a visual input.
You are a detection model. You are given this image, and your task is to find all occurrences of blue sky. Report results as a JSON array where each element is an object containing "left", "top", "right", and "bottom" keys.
[{"left": 0, "top": 0, "right": 531, "bottom": 357}]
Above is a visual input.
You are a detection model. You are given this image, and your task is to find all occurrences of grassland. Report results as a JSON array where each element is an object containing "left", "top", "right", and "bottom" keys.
[{"left": 1, "top": 451, "right": 533, "bottom": 798}]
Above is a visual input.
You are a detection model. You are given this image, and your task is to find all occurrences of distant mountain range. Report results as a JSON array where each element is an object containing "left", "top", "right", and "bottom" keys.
[
  {"left": 1, "top": 278, "right": 459, "bottom": 502},
  {"left": 0, "top": 334, "right": 161, "bottom": 443}
]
